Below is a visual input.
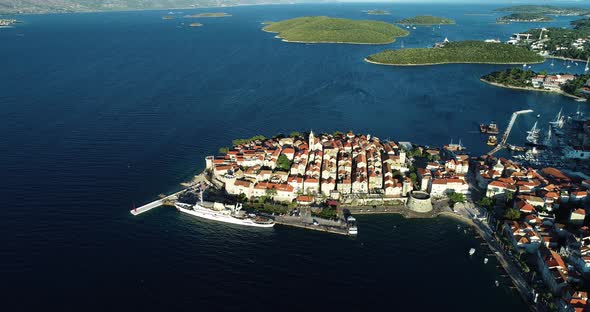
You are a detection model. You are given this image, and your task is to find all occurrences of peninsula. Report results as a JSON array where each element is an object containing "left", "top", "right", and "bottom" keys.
[
  {"left": 397, "top": 15, "right": 455, "bottom": 25},
  {"left": 494, "top": 5, "right": 590, "bottom": 16},
  {"left": 262, "top": 16, "right": 409, "bottom": 44},
  {"left": 497, "top": 13, "right": 554, "bottom": 23},
  {"left": 132, "top": 121, "right": 590, "bottom": 312},
  {"left": 365, "top": 40, "right": 545, "bottom": 66},
  {"left": 184, "top": 12, "right": 231, "bottom": 18},
  {"left": 522, "top": 18, "right": 590, "bottom": 61},
  {"left": 480, "top": 68, "right": 586, "bottom": 100}
]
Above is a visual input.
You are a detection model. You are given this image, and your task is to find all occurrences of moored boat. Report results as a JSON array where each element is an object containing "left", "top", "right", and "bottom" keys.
[
  {"left": 487, "top": 135, "right": 498, "bottom": 146},
  {"left": 175, "top": 202, "right": 274, "bottom": 228},
  {"left": 487, "top": 122, "right": 499, "bottom": 134}
]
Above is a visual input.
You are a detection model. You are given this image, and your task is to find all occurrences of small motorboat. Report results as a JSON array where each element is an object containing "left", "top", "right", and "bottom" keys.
[{"left": 469, "top": 248, "right": 476, "bottom": 256}]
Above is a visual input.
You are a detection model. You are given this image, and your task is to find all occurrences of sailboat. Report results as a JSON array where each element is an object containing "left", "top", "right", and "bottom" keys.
[
  {"left": 585, "top": 58, "right": 589, "bottom": 72},
  {"left": 526, "top": 121, "right": 541, "bottom": 145},
  {"left": 549, "top": 108, "right": 565, "bottom": 128},
  {"left": 550, "top": 59, "right": 555, "bottom": 67},
  {"left": 523, "top": 63, "right": 527, "bottom": 67},
  {"left": 543, "top": 127, "right": 552, "bottom": 147}
]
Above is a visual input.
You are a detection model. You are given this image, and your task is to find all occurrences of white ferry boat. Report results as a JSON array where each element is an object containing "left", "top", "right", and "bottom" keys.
[
  {"left": 346, "top": 216, "right": 358, "bottom": 235},
  {"left": 175, "top": 202, "right": 274, "bottom": 228}
]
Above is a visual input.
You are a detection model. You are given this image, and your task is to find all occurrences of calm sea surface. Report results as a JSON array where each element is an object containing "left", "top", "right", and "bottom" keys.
[{"left": 1, "top": 3, "right": 589, "bottom": 310}]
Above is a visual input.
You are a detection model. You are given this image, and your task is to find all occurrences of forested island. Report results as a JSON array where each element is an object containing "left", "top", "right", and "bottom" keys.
[
  {"left": 397, "top": 15, "right": 455, "bottom": 25},
  {"left": 262, "top": 16, "right": 409, "bottom": 44},
  {"left": 494, "top": 5, "right": 590, "bottom": 16},
  {"left": 497, "top": 13, "right": 554, "bottom": 23},
  {"left": 365, "top": 41, "right": 544, "bottom": 66},
  {"left": 366, "top": 10, "right": 390, "bottom": 15},
  {"left": 524, "top": 18, "right": 590, "bottom": 61},
  {"left": 184, "top": 12, "right": 231, "bottom": 18},
  {"left": 481, "top": 68, "right": 588, "bottom": 99}
]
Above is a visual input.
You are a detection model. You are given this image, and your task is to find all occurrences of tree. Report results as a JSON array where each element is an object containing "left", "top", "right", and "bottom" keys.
[
  {"left": 276, "top": 154, "right": 292, "bottom": 171},
  {"left": 333, "top": 131, "right": 343, "bottom": 137},
  {"left": 477, "top": 197, "right": 494, "bottom": 210},
  {"left": 448, "top": 192, "right": 466, "bottom": 204},
  {"left": 504, "top": 208, "right": 521, "bottom": 220},
  {"left": 505, "top": 191, "right": 515, "bottom": 202},
  {"left": 218, "top": 147, "right": 229, "bottom": 154},
  {"left": 289, "top": 131, "right": 301, "bottom": 138},
  {"left": 409, "top": 173, "right": 417, "bottom": 185},
  {"left": 237, "top": 193, "right": 248, "bottom": 203}
]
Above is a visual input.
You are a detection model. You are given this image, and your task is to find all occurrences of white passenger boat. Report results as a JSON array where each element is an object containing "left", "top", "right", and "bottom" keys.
[
  {"left": 346, "top": 216, "right": 358, "bottom": 235},
  {"left": 175, "top": 202, "right": 274, "bottom": 228}
]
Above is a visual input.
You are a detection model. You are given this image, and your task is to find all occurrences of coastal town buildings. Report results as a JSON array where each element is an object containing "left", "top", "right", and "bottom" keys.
[{"left": 207, "top": 131, "right": 413, "bottom": 203}]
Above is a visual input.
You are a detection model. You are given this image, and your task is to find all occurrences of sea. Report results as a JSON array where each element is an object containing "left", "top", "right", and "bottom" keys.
[{"left": 1, "top": 2, "right": 589, "bottom": 310}]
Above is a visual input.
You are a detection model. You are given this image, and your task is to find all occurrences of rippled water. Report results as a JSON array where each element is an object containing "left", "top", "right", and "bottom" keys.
[{"left": 1, "top": 2, "right": 588, "bottom": 310}]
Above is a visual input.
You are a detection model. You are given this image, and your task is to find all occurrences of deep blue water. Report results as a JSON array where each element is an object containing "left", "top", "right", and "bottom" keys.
[{"left": 1, "top": 2, "right": 589, "bottom": 310}]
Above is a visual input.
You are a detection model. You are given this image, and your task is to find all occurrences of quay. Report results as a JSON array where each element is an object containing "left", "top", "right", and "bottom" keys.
[
  {"left": 274, "top": 216, "right": 349, "bottom": 235},
  {"left": 449, "top": 208, "right": 539, "bottom": 312},
  {"left": 130, "top": 173, "right": 210, "bottom": 216}
]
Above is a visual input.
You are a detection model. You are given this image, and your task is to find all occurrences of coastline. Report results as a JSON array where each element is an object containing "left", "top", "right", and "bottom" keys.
[
  {"left": 364, "top": 58, "right": 545, "bottom": 67},
  {"left": 480, "top": 79, "right": 586, "bottom": 101},
  {"left": 261, "top": 28, "right": 399, "bottom": 45},
  {"left": 546, "top": 55, "right": 588, "bottom": 63}
]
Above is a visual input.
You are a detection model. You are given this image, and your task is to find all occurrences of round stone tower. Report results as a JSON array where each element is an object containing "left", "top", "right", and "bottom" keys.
[{"left": 407, "top": 191, "right": 433, "bottom": 213}]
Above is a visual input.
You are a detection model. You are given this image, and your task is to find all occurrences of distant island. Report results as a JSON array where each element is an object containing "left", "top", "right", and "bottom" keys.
[
  {"left": 365, "top": 40, "right": 545, "bottom": 66},
  {"left": 494, "top": 5, "right": 590, "bottom": 16},
  {"left": 366, "top": 10, "right": 390, "bottom": 15},
  {"left": 397, "top": 15, "right": 456, "bottom": 25},
  {"left": 162, "top": 15, "right": 174, "bottom": 20},
  {"left": 262, "top": 16, "right": 409, "bottom": 44},
  {"left": 0, "top": 1, "right": 281, "bottom": 15},
  {"left": 184, "top": 12, "right": 231, "bottom": 18},
  {"left": 481, "top": 68, "right": 588, "bottom": 100},
  {"left": 497, "top": 13, "right": 554, "bottom": 23},
  {"left": 189, "top": 23, "right": 203, "bottom": 27},
  {"left": 0, "top": 19, "right": 18, "bottom": 27}
]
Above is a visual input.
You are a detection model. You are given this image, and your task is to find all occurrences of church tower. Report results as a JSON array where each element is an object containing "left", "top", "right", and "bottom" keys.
[{"left": 309, "top": 130, "right": 315, "bottom": 149}]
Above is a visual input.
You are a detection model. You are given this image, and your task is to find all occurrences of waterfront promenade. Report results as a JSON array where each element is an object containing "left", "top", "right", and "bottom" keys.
[{"left": 452, "top": 206, "right": 539, "bottom": 312}]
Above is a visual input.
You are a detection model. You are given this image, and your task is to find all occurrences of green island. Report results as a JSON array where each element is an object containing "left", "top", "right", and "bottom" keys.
[
  {"left": 184, "top": 12, "right": 231, "bottom": 18},
  {"left": 366, "top": 10, "right": 390, "bottom": 15},
  {"left": 397, "top": 15, "right": 456, "bottom": 25},
  {"left": 365, "top": 40, "right": 545, "bottom": 66},
  {"left": 162, "top": 15, "right": 174, "bottom": 20},
  {"left": 262, "top": 16, "right": 409, "bottom": 44},
  {"left": 481, "top": 68, "right": 588, "bottom": 100},
  {"left": 497, "top": 13, "right": 554, "bottom": 23},
  {"left": 494, "top": 5, "right": 590, "bottom": 16},
  {"left": 522, "top": 17, "right": 590, "bottom": 61},
  {"left": 189, "top": 23, "right": 203, "bottom": 27}
]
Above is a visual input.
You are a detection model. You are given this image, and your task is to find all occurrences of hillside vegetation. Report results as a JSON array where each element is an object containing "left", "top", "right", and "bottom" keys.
[
  {"left": 497, "top": 13, "right": 554, "bottom": 23},
  {"left": 494, "top": 5, "right": 590, "bottom": 16},
  {"left": 397, "top": 15, "right": 455, "bottom": 25},
  {"left": 366, "top": 41, "right": 545, "bottom": 66},
  {"left": 262, "top": 16, "right": 408, "bottom": 44}
]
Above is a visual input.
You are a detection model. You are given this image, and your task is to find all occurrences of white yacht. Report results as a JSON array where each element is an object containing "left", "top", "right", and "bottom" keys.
[
  {"left": 346, "top": 216, "right": 358, "bottom": 235},
  {"left": 175, "top": 202, "right": 274, "bottom": 228}
]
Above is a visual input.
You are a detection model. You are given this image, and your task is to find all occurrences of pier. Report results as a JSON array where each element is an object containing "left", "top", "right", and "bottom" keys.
[{"left": 488, "top": 109, "right": 533, "bottom": 156}]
